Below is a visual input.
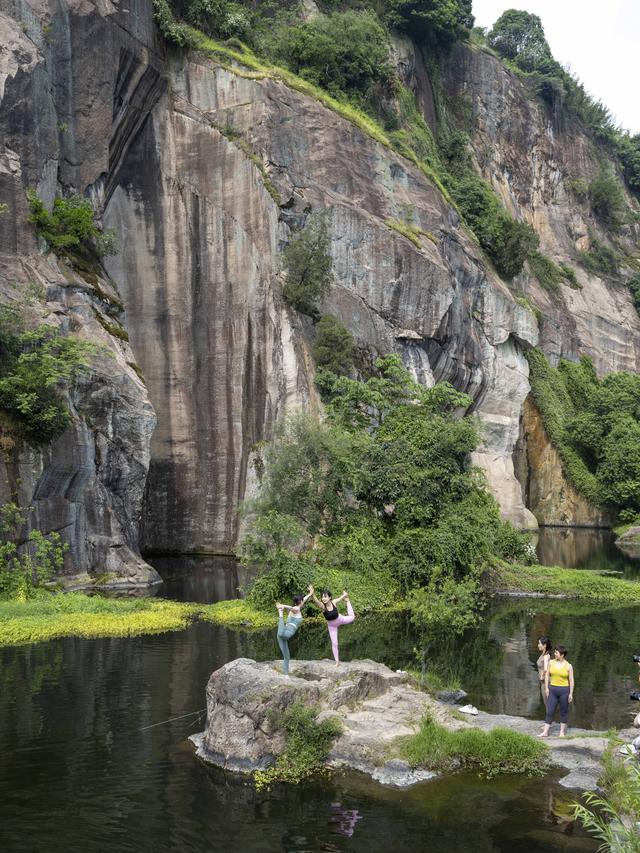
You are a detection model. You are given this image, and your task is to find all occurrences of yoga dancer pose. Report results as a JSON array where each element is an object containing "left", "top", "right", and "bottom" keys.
[
  {"left": 309, "top": 586, "right": 356, "bottom": 665},
  {"left": 539, "top": 645, "right": 574, "bottom": 738},
  {"left": 276, "top": 590, "right": 312, "bottom": 675}
]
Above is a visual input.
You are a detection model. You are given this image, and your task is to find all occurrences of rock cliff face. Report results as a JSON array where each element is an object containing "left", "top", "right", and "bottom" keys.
[
  {"left": 515, "top": 397, "right": 609, "bottom": 527},
  {"left": 0, "top": 0, "right": 161, "bottom": 583},
  {"left": 1, "top": 1, "right": 637, "bottom": 567},
  {"left": 441, "top": 43, "right": 640, "bottom": 377}
]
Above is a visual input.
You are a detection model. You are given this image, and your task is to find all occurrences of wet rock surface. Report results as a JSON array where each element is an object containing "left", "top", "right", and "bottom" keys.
[{"left": 193, "top": 658, "right": 628, "bottom": 790}]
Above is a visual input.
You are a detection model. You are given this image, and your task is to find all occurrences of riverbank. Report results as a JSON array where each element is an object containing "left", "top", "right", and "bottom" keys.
[
  {"left": 3, "top": 561, "right": 640, "bottom": 647},
  {"left": 493, "top": 563, "right": 640, "bottom": 602}
]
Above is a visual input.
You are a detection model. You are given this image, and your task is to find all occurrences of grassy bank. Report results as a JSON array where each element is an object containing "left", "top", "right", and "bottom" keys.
[
  {"left": 0, "top": 594, "right": 199, "bottom": 646},
  {"left": 3, "top": 559, "right": 640, "bottom": 649},
  {"left": 493, "top": 562, "right": 640, "bottom": 603},
  {"left": 400, "top": 714, "right": 549, "bottom": 778}
]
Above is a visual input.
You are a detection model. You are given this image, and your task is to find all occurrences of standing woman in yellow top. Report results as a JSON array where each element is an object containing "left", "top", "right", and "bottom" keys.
[{"left": 540, "top": 645, "right": 574, "bottom": 737}]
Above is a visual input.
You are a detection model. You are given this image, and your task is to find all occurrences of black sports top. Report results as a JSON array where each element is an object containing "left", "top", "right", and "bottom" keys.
[{"left": 323, "top": 604, "right": 339, "bottom": 621}]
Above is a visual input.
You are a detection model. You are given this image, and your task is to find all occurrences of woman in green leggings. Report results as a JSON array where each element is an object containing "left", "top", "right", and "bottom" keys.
[{"left": 276, "top": 589, "right": 313, "bottom": 674}]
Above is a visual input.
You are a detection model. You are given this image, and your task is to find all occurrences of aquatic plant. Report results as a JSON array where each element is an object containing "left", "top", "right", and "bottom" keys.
[
  {"left": 573, "top": 746, "right": 640, "bottom": 853},
  {"left": 0, "top": 594, "right": 198, "bottom": 646}
]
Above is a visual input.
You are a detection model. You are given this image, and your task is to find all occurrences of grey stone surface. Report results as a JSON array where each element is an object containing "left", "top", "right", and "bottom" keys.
[{"left": 196, "top": 658, "right": 634, "bottom": 791}]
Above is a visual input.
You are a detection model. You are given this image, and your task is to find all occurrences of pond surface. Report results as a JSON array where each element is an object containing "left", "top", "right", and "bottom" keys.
[
  {"left": 535, "top": 526, "right": 640, "bottom": 578},
  {"left": 3, "top": 554, "right": 639, "bottom": 853}
]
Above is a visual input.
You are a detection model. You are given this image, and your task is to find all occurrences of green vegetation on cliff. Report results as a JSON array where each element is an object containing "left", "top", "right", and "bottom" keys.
[
  {"left": 526, "top": 348, "right": 640, "bottom": 521},
  {"left": 488, "top": 10, "right": 640, "bottom": 198},
  {"left": 0, "top": 298, "right": 99, "bottom": 447},
  {"left": 27, "top": 191, "right": 118, "bottom": 259},
  {"left": 281, "top": 212, "right": 333, "bottom": 319},
  {"left": 154, "top": 0, "right": 541, "bottom": 281}
]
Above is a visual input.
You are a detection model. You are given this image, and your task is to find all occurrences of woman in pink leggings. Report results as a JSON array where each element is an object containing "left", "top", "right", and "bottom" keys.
[{"left": 309, "top": 585, "right": 355, "bottom": 664}]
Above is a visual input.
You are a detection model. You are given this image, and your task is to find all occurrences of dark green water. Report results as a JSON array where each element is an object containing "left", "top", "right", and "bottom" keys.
[
  {"left": 2, "top": 546, "right": 639, "bottom": 853},
  {"left": 536, "top": 526, "right": 640, "bottom": 578}
]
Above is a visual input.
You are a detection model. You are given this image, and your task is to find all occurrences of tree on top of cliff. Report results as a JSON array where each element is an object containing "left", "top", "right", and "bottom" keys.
[
  {"left": 385, "top": 0, "right": 474, "bottom": 50},
  {"left": 488, "top": 9, "right": 553, "bottom": 74}
]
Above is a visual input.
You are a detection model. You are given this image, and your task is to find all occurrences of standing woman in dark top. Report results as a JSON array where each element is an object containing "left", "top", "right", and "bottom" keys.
[{"left": 309, "top": 585, "right": 356, "bottom": 665}]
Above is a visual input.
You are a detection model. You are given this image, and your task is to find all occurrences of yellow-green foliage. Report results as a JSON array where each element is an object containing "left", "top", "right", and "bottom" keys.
[
  {"left": 0, "top": 594, "right": 197, "bottom": 646},
  {"left": 199, "top": 598, "right": 275, "bottom": 630},
  {"left": 384, "top": 218, "right": 427, "bottom": 248},
  {"left": 493, "top": 562, "right": 640, "bottom": 603}
]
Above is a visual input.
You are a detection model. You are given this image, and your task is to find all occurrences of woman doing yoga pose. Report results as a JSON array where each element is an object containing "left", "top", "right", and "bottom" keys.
[
  {"left": 309, "top": 585, "right": 356, "bottom": 665},
  {"left": 539, "top": 645, "right": 574, "bottom": 738},
  {"left": 275, "top": 591, "right": 312, "bottom": 674}
]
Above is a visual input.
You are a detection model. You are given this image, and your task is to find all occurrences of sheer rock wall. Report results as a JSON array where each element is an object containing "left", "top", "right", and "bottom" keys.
[{"left": 3, "top": 3, "right": 638, "bottom": 568}]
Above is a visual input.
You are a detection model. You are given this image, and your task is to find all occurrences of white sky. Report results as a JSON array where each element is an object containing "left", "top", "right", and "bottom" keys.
[{"left": 472, "top": 0, "right": 640, "bottom": 133}]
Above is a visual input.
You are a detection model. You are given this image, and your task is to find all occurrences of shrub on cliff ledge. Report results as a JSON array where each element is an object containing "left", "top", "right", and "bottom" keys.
[
  {"left": 446, "top": 172, "right": 539, "bottom": 278},
  {"left": 312, "top": 315, "right": 354, "bottom": 375},
  {"left": 26, "top": 191, "right": 118, "bottom": 260}
]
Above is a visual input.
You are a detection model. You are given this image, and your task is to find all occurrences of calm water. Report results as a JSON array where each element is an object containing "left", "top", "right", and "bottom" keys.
[
  {"left": 536, "top": 526, "right": 640, "bottom": 577},
  {"left": 2, "top": 549, "right": 639, "bottom": 853}
]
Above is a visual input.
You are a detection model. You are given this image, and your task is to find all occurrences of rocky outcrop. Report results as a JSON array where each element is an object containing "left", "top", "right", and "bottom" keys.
[
  {"left": 441, "top": 42, "right": 640, "bottom": 377},
  {"left": 105, "top": 53, "right": 540, "bottom": 545},
  {"left": 193, "top": 657, "right": 629, "bottom": 790},
  {"left": 0, "top": 0, "right": 164, "bottom": 583},
  {"left": 515, "top": 396, "right": 609, "bottom": 527},
  {"left": 615, "top": 525, "right": 640, "bottom": 559},
  {"left": 0, "top": 254, "right": 160, "bottom": 585}
]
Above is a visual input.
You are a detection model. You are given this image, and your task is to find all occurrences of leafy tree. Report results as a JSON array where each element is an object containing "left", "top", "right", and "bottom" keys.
[
  {"left": 488, "top": 10, "right": 552, "bottom": 73},
  {"left": 385, "top": 0, "right": 474, "bottom": 51},
  {"left": 312, "top": 314, "right": 355, "bottom": 375},
  {"left": 0, "top": 503, "right": 68, "bottom": 600},
  {"left": 588, "top": 167, "right": 627, "bottom": 227},
  {"left": 241, "top": 355, "right": 531, "bottom": 611},
  {"left": 179, "top": 0, "right": 250, "bottom": 39},
  {"left": 282, "top": 213, "right": 333, "bottom": 319},
  {"left": 0, "top": 303, "right": 98, "bottom": 445},
  {"left": 408, "top": 569, "right": 481, "bottom": 677},
  {"left": 262, "top": 10, "right": 393, "bottom": 105}
]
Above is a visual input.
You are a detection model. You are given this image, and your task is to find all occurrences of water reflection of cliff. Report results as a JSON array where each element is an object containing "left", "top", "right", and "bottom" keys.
[{"left": 536, "top": 527, "right": 640, "bottom": 577}]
